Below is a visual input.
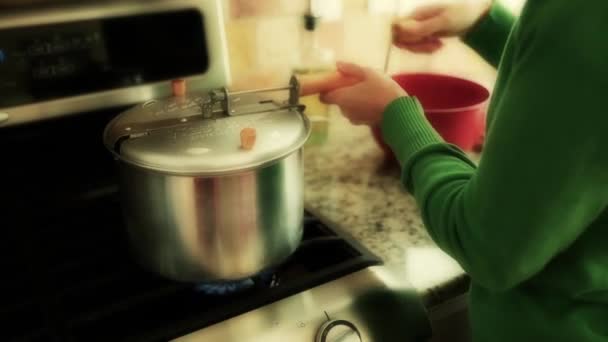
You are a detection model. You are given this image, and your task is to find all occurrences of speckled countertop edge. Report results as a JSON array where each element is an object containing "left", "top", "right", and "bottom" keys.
[{"left": 302, "top": 110, "right": 479, "bottom": 307}]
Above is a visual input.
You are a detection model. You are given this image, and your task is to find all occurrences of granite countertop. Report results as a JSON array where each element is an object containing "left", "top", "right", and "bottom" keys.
[{"left": 303, "top": 110, "right": 478, "bottom": 307}]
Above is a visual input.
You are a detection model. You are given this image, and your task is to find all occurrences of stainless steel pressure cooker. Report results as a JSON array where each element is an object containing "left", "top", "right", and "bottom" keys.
[{"left": 103, "top": 77, "right": 310, "bottom": 282}]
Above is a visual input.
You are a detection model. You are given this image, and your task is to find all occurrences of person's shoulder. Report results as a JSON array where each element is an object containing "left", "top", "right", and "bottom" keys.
[
  {"left": 519, "top": 1, "right": 608, "bottom": 40},
  {"left": 514, "top": 1, "right": 608, "bottom": 66}
]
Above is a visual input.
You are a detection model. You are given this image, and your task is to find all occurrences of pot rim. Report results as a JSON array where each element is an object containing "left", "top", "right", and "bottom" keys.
[
  {"left": 112, "top": 144, "right": 306, "bottom": 177},
  {"left": 107, "top": 114, "right": 310, "bottom": 177}
]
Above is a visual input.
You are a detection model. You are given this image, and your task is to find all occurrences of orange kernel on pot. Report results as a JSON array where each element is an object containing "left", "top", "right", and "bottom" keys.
[
  {"left": 172, "top": 79, "right": 187, "bottom": 97},
  {"left": 240, "top": 127, "right": 256, "bottom": 150}
]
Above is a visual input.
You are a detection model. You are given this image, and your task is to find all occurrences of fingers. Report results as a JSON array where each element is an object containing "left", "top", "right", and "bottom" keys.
[
  {"left": 410, "top": 5, "right": 444, "bottom": 20},
  {"left": 298, "top": 71, "right": 360, "bottom": 97},
  {"left": 347, "top": 118, "right": 367, "bottom": 126},
  {"left": 391, "top": 5, "right": 447, "bottom": 54},
  {"left": 335, "top": 107, "right": 367, "bottom": 126},
  {"left": 319, "top": 89, "right": 368, "bottom": 125},
  {"left": 392, "top": 8, "right": 447, "bottom": 45},
  {"left": 395, "top": 37, "right": 443, "bottom": 54},
  {"left": 335, "top": 61, "right": 368, "bottom": 79},
  {"left": 392, "top": 16, "right": 446, "bottom": 43},
  {"left": 319, "top": 87, "right": 349, "bottom": 105}
]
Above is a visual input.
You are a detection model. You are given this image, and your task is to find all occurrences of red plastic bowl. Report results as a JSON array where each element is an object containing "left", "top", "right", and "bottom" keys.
[{"left": 372, "top": 73, "right": 490, "bottom": 160}]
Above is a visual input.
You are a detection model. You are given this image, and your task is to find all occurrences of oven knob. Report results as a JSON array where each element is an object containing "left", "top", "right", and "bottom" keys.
[
  {"left": 0, "top": 112, "right": 9, "bottom": 124},
  {"left": 316, "top": 319, "right": 362, "bottom": 342},
  {"left": 172, "top": 79, "right": 187, "bottom": 97}
]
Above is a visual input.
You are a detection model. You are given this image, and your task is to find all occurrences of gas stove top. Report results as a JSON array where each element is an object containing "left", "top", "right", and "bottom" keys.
[
  {"left": 0, "top": 106, "right": 430, "bottom": 341},
  {"left": 2, "top": 192, "right": 430, "bottom": 342},
  {"left": 0, "top": 111, "right": 431, "bottom": 342},
  {"left": 0, "top": 1, "right": 431, "bottom": 339},
  {"left": 2, "top": 192, "right": 378, "bottom": 340}
]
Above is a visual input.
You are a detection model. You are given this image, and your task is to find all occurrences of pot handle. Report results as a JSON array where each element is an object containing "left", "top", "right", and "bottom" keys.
[{"left": 216, "top": 76, "right": 303, "bottom": 117}]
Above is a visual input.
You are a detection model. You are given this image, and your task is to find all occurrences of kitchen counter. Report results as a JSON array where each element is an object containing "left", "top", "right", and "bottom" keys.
[{"left": 303, "top": 110, "right": 479, "bottom": 308}]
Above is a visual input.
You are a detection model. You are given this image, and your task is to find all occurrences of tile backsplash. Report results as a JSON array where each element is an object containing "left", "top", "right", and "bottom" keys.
[{"left": 224, "top": 0, "right": 523, "bottom": 91}]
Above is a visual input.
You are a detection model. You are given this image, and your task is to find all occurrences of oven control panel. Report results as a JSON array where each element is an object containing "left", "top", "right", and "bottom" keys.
[
  {"left": 174, "top": 266, "right": 432, "bottom": 342},
  {"left": 0, "top": 10, "right": 208, "bottom": 108},
  {"left": 0, "top": 0, "right": 230, "bottom": 127}
]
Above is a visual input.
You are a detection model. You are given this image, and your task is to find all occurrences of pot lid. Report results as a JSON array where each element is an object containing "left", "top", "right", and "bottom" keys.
[{"left": 103, "top": 78, "right": 310, "bottom": 175}]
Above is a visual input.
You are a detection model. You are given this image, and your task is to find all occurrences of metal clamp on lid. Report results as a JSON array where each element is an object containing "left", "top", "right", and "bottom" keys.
[
  {"left": 102, "top": 76, "right": 310, "bottom": 175},
  {"left": 104, "top": 76, "right": 305, "bottom": 153},
  {"left": 210, "top": 75, "right": 303, "bottom": 117}
]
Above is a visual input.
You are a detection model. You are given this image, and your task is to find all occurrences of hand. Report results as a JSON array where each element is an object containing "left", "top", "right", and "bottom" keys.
[
  {"left": 298, "top": 71, "right": 360, "bottom": 97},
  {"left": 320, "top": 62, "right": 407, "bottom": 126},
  {"left": 392, "top": 0, "right": 492, "bottom": 53}
]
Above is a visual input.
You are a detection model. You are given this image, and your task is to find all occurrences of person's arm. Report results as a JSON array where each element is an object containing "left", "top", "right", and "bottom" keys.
[
  {"left": 381, "top": 7, "right": 608, "bottom": 291},
  {"left": 463, "top": 1, "right": 515, "bottom": 67}
]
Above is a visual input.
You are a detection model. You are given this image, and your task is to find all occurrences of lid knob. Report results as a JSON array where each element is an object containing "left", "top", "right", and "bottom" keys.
[
  {"left": 240, "top": 127, "right": 257, "bottom": 150},
  {"left": 172, "top": 79, "right": 187, "bottom": 97}
]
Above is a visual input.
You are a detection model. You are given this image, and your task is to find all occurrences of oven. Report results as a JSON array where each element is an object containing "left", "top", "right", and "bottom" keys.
[{"left": 0, "top": 1, "right": 432, "bottom": 341}]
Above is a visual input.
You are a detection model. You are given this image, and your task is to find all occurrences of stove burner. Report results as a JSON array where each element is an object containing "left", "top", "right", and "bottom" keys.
[
  {"left": 194, "top": 270, "right": 280, "bottom": 295},
  {"left": 195, "top": 278, "right": 255, "bottom": 295},
  {"left": 2, "top": 205, "right": 381, "bottom": 341}
]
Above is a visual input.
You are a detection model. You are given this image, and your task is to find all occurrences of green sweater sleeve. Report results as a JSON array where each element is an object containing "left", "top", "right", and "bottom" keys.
[
  {"left": 463, "top": 1, "right": 515, "bottom": 67},
  {"left": 381, "top": 5, "right": 608, "bottom": 291}
]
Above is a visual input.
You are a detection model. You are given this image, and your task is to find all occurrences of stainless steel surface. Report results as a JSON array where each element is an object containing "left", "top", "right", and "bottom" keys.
[
  {"left": 173, "top": 265, "right": 432, "bottom": 342},
  {"left": 224, "top": 76, "right": 301, "bottom": 116},
  {"left": 229, "top": 85, "right": 292, "bottom": 96},
  {"left": 117, "top": 107, "right": 308, "bottom": 175},
  {"left": 316, "top": 320, "right": 362, "bottom": 342},
  {"left": 0, "top": 0, "right": 230, "bottom": 127},
  {"left": 104, "top": 79, "right": 310, "bottom": 176},
  {"left": 118, "top": 151, "right": 305, "bottom": 281},
  {"left": 1, "top": 2, "right": 436, "bottom": 341},
  {"left": 107, "top": 78, "right": 311, "bottom": 281}
]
